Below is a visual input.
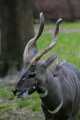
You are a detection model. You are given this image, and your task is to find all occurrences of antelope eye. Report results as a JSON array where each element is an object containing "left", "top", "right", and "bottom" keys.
[{"left": 53, "top": 73, "right": 57, "bottom": 77}]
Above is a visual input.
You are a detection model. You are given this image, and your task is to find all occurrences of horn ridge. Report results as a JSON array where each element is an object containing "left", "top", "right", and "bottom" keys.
[
  {"left": 30, "top": 18, "right": 63, "bottom": 64},
  {"left": 23, "top": 12, "right": 45, "bottom": 64}
]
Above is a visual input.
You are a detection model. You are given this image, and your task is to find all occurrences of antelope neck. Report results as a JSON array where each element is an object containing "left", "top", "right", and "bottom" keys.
[
  {"left": 42, "top": 99, "right": 63, "bottom": 114},
  {"left": 36, "top": 82, "right": 48, "bottom": 98}
]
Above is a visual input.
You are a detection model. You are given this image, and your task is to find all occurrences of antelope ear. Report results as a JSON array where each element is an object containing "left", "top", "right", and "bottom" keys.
[{"left": 45, "top": 55, "right": 57, "bottom": 68}]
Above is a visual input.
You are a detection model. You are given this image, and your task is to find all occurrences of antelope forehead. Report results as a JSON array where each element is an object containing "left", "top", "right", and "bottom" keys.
[
  {"left": 36, "top": 63, "right": 46, "bottom": 72},
  {"left": 36, "top": 69, "right": 47, "bottom": 83}
]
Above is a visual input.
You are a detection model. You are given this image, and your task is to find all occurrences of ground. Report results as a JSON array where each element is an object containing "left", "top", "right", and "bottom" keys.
[
  {"left": 0, "top": 108, "right": 44, "bottom": 120},
  {"left": 0, "top": 70, "right": 44, "bottom": 120}
]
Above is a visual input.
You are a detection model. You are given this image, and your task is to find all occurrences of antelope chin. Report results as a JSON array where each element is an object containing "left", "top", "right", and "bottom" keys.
[
  {"left": 17, "top": 90, "right": 29, "bottom": 98},
  {"left": 20, "top": 91, "right": 28, "bottom": 98}
]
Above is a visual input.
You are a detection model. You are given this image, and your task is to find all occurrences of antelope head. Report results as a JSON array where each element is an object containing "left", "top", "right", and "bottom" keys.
[{"left": 13, "top": 13, "right": 62, "bottom": 98}]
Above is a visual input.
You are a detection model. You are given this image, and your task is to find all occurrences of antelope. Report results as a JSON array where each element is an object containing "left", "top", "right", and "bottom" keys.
[{"left": 13, "top": 13, "right": 80, "bottom": 120}]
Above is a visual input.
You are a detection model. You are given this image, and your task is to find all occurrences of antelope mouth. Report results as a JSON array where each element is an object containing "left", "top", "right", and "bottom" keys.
[
  {"left": 13, "top": 86, "right": 36, "bottom": 98},
  {"left": 13, "top": 89, "right": 28, "bottom": 98}
]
